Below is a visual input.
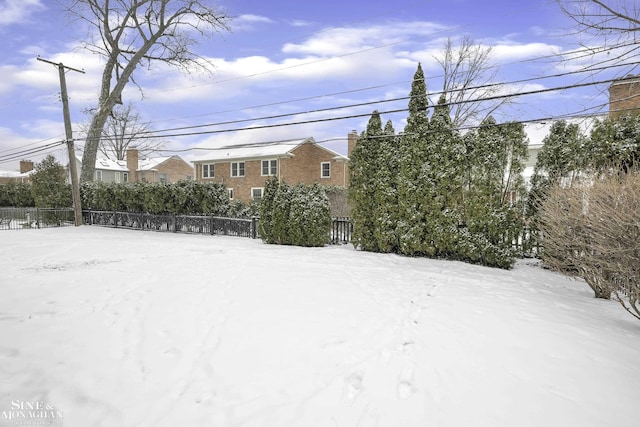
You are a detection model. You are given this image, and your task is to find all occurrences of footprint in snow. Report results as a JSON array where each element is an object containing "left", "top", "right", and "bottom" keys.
[{"left": 342, "top": 371, "right": 363, "bottom": 404}]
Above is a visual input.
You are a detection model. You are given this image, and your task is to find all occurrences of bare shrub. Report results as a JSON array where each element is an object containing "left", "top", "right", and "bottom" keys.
[{"left": 539, "top": 170, "right": 640, "bottom": 319}]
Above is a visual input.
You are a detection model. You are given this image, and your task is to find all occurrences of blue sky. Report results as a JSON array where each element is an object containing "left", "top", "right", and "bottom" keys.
[{"left": 0, "top": 0, "right": 632, "bottom": 171}]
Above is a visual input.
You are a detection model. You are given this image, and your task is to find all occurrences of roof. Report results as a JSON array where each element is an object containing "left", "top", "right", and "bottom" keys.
[
  {"left": 193, "top": 137, "right": 329, "bottom": 163},
  {"left": 138, "top": 157, "right": 171, "bottom": 172},
  {"left": 87, "top": 155, "right": 179, "bottom": 172},
  {"left": 0, "top": 170, "right": 32, "bottom": 178},
  {"left": 94, "top": 158, "right": 128, "bottom": 172}
]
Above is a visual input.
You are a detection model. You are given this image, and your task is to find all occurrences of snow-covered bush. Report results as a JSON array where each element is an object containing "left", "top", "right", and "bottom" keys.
[
  {"left": 539, "top": 170, "right": 640, "bottom": 319},
  {"left": 349, "top": 66, "right": 523, "bottom": 269},
  {"left": 227, "top": 199, "right": 260, "bottom": 219},
  {"left": 259, "top": 179, "right": 331, "bottom": 247},
  {"left": 30, "top": 155, "right": 72, "bottom": 208},
  {"left": 0, "top": 182, "right": 35, "bottom": 207},
  {"left": 80, "top": 181, "right": 229, "bottom": 215}
]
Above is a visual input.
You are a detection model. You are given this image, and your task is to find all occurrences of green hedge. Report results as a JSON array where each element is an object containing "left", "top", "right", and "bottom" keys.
[
  {"left": 259, "top": 178, "right": 331, "bottom": 247},
  {"left": 80, "top": 181, "right": 230, "bottom": 215},
  {"left": 0, "top": 182, "right": 35, "bottom": 207}
]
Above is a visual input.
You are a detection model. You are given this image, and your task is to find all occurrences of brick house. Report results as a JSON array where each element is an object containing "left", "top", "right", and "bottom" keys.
[
  {"left": 0, "top": 160, "right": 34, "bottom": 184},
  {"left": 72, "top": 149, "right": 194, "bottom": 183},
  {"left": 192, "top": 137, "right": 350, "bottom": 202},
  {"left": 609, "top": 74, "right": 640, "bottom": 119}
]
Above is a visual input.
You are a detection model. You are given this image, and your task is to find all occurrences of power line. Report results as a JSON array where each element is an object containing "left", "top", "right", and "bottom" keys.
[
  {"left": 0, "top": 141, "right": 66, "bottom": 164},
  {"left": 145, "top": 44, "right": 639, "bottom": 126},
  {"left": 75, "top": 66, "right": 637, "bottom": 143},
  {"left": 0, "top": 135, "right": 65, "bottom": 155}
]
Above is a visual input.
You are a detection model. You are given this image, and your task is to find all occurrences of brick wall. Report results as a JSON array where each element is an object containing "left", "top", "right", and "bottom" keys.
[
  {"left": 280, "top": 143, "right": 348, "bottom": 188},
  {"left": 194, "top": 143, "right": 350, "bottom": 203},
  {"left": 196, "top": 158, "right": 272, "bottom": 202},
  {"left": 132, "top": 155, "right": 194, "bottom": 183},
  {"left": 154, "top": 156, "right": 194, "bottom": 182},
  {"left": 609, "top": 75, "right": 640, "bottom": 119}
]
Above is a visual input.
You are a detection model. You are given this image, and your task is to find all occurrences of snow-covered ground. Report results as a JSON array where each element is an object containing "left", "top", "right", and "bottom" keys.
[{"left": 1, "top": 227, "right": 638, "bottom": 427}]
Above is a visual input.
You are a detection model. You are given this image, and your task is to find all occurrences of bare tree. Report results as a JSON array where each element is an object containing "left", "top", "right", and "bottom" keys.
[
  {"left": 557, "top": 1, "right": 640, "bottom": 74},
  {"left": 434, "top": 36, "right": 509, "bottom": 129},
  {"left": 82, "top": 103, "right": 163, "bottom": 160},
  {"left": 559, "top": 0, "right": 640, "bottom": 35},
  {"left": 539, "top": 169, "right": 640, "bottom": 319},
  {"left": 67, "top": 0, "right": 231, "bottom": 183}
]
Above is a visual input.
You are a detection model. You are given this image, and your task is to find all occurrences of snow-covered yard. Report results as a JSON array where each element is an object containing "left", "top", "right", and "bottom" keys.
[{"left": 1, "top": 227, "right": 638, "bottom": 427}]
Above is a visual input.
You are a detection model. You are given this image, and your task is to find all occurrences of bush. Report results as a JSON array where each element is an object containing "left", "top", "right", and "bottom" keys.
[
  {"left": 80, "top": 181, "right": 229, "bottom": 215},
  {"left": 539, "top": 171, "right": 640, "bottom": 319},
  {"left": 259, "top": 180, "right": 331, "bottom": 247},
  {"left": 0, "top": 182, "right": 35, "bottom": 207},
  {"left": 30, "top": 155, "right": 72, "bottom": 208},
  {"left": 228, "top": 199, "right": 260, "bottom": 219}
]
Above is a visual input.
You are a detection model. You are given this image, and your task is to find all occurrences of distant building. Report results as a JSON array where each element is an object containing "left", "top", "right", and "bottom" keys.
[
  {"left": 0, "top": 160, "right": 34, "bottom": 184},
  {"left": 72, "top": 149, "right": 194, "bottom": 184},
  {"left": 609, "top": 74, "right": 640, "bottom": 119},
  {"left": 192, "top": 136, "right": 352, "bottom": 203}
]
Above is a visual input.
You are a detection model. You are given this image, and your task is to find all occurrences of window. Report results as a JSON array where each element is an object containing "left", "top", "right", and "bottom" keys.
[
  {"left": 321, "top": 162, "right": 331, "bottom": 178},
  {"left": 115, "top": 172, "right": 122, "bottom": 183},
  {"left": 202, "top": 164, "right": 215, "bottom": 179},
  {"left": 123, "top": 172, "right": 128, "bottom": 183},
  {"left": 262, "top": 159, "right": 277, "bottom": 176},
  {"left": 159, "top": 173, "right": 167, "bottom": 183},
  {"left": 227, "top": 188, "right": 234, "bottom": 200},
  {"left": 95, "top": 170, "right": 103, "bottom": 182},
  {"left": 251, "top": 187, "right": 264, "bottom": 200},
  {"left": 231, "top": 162, "right": 245, "bottom": 177}
]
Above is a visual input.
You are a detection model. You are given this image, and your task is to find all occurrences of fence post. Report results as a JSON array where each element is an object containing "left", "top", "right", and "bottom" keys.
[
  {"left": 36, "top": 208, "right": 40, "bottom": 229},
  {"left": 252, "top": 217, "right": 257, "bottom": 239}
]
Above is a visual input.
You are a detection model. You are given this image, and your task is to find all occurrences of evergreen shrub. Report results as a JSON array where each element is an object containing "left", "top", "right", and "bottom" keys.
[{"left": 259, "top": 179, "right": 331, "bottom": 247}]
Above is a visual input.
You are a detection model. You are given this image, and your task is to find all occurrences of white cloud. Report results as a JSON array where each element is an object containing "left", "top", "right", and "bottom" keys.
[
  {"left": 0, "top": 0, "right": 45, "bottom": 25},
  {"left": 283, "top": 21, "right": 448, "bottom": 57},
  {"left": 492, "top": 42, "right": 561, "bottom": 62},
  {"left": 288, "top": 19, "right": 314, "bottom": 27},
  {"left": 230, "top": 14, "right": 274, "bottom": 31}
]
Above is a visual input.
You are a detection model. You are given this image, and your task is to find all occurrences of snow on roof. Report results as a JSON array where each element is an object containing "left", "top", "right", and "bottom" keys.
[
  {"left": 95, "top": 158, "right": 128, "bottom": 172},
  {"left": 193, "top": 137, "right": 316, "bottom": 162},
  {"left": 0, "top": 170, "right": 31, "bottom": 178},
  {"left": 138, "top": 157, "right": 170, "bottom": 171},
  {"left": 89, "top": 156, "right": 174, "bottom": 172},
  {"left": 523, "top": 117, "right": 600, "bottom": 147}
]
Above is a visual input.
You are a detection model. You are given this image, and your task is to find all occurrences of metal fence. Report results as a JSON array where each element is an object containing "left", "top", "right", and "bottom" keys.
[
  {"left": 1, "top": 208, "right": 540, "bottom": 256},
  {"left": 82, "top": 210, "right": 354, "bottom": 244},
  {"left": 331, "top": 217, "right": 353, "bottom": 244},
  {"left": 82, "top": 210, "right": 257, "bottom": 238},
  {"left": 0, "top": 207, "right": 75, "bottom": 230}
]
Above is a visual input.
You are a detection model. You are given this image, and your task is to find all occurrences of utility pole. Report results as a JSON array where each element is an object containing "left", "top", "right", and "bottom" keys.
[{"left": 37, "top": 57, "right": 85, "bottom": 226}]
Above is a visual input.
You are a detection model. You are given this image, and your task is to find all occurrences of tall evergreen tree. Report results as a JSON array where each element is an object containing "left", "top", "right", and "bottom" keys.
[
  {"left": 460, "top": 117, "right": 526, "bottom": 267},
  {"left": 396, "top": 63, "right": 430, "bottom": 255},
  {"left": 531, "top": 120, "right": 584, "bottom": 187},
  {"left": 528, "top": 120, "right": 584, "bottom": 220},
  {"left": 420, "top": 94, "right": 465, "bottom": 256},
  {"left": 586, "top": 114, "right": 640, "bottom": 173},
  {"left": 373, "top": 120, "right": 400, "bottom": 253},
  {"left": 349, "top": 111, "right": 384, "bottom": 251}
]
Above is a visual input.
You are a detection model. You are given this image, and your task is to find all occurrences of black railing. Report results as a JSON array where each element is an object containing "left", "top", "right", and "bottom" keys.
[
  {"left": 82, "top": 210, "right": 255, "bottom": 238},
  {"left": 0, "top": 207, "right": 75, "bottom": 230},
  {"left": 82, "top": 211, "right": 352, "bottom": 244},
  {"left": 331, "top": 217, "right": 353, "bottom": 244}
]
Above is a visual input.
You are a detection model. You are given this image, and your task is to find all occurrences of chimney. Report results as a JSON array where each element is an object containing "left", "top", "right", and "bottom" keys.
[
  {"left": 609, "top": 74, "right": 640, "bottom": 120},
  {"left": 20, "top": 160, "right": 34, "bottom": 173},
  {"left": 126, "top": 149, "right": 139, "bottom": 182},
  {"left": 347, "top": 130, "right": 358, "bottom": 159}
]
